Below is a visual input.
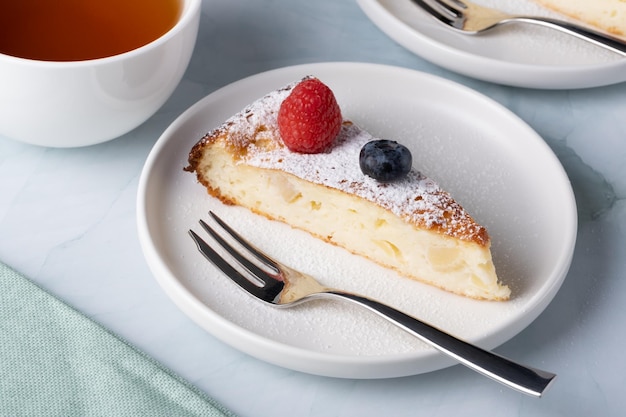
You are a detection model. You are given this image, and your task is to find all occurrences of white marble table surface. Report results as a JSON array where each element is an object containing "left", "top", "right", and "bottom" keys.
[{"left": 1, "top": 1, "right": 625, "bottom": 416}]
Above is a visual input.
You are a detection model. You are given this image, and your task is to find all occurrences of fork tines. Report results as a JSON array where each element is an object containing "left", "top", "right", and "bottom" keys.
[
  {"left": 188, "top": 212, "right": 284, "bottom": 301},
  {"left": 412, "top": 0, "right": 466, "bottom": 29}
]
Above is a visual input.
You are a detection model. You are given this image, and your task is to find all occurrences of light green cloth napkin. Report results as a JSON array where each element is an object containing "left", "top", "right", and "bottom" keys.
[{"left": 0, "top": 262, "right": 237, "bottom": 417}]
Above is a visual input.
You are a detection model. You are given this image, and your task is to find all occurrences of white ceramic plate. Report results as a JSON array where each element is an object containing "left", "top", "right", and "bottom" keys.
[
  {"left": 357, "top": 0, "right": 626, "bottom": 89},
  {"left": 137, "top": 62, "right": 577, "bottom": 379}
]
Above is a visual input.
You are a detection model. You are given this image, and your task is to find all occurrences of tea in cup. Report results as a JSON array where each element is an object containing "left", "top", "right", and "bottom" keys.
[{"left": 0, "top": 0, "right": 201, "bottom": 147}]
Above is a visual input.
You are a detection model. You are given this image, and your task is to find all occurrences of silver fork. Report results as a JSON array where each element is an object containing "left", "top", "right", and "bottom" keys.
[
  {"left": 411, "top": 0, "right": 626, "bottom": 56},
  {"left": 189, "top": 211, "right": 556, "bottom": 397}
]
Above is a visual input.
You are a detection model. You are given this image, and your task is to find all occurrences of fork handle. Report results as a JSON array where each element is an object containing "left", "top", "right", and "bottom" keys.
[
  {"left": 326, "top": 291, "right": 556, "bottom": 397},
  {"left": 513, "top": 17, "right": 626, "bottom": 55}
]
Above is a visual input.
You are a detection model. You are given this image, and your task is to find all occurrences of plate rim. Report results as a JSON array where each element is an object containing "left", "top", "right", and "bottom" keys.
[
  {"left": 356, "top": 0, "right": 626, "bottom": 89},
  {"left": 137, "top": 61, "right": 578, "bottom": 378}
]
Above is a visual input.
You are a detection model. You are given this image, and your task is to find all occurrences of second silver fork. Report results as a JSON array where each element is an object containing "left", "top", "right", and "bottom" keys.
[
  {"left": 190, "top": 211, "right": 557, "bottom": 397},
  {"left": 412, "top": 0, "right": 626, "bottom": 56}
]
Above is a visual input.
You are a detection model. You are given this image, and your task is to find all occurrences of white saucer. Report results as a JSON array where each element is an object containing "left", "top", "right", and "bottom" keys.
[
  {"left": 357, "top": 0, "right": 626, "bottom": 89},
  {"left": 137, "top": 62, "right": 577, "bottom": 378}
]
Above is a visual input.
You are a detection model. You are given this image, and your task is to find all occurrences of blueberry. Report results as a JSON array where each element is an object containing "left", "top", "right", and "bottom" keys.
[{"left": 359, "top": 140, "right": 412, "bottom": 182}]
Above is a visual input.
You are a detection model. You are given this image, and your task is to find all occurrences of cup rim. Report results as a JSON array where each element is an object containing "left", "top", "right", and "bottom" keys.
[{"left": 0, "top": 0, "right": 201, "bottom": 67}]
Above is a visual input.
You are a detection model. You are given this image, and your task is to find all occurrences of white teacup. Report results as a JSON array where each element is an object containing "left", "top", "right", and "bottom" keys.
[{"left": 0, "top": 0, "right": 201, "bottom": 147}]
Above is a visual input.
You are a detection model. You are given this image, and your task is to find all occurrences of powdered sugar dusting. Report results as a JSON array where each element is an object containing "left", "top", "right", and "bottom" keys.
[{"left": 202, "top": 79, "right": 488, "bottom": 243}]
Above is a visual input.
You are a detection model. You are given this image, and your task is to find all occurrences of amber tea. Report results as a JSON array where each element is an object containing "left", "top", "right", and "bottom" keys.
[{"left": 0, "top": 0, "right": 182, "bottom": 61}]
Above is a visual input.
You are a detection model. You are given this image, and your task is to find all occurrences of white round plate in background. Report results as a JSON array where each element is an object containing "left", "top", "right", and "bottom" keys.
[{"left": 357, "top": 0, "right": 626, "bottom": 89}]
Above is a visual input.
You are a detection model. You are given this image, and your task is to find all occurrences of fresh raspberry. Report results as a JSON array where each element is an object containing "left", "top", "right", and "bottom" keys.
[{"left": 277, "top": 77, "right": 342, "bottom": 153}]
